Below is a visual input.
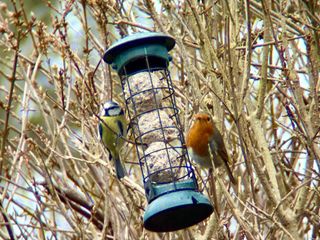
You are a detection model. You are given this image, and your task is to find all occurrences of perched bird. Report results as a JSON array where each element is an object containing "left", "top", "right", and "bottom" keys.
[
  {"left": 99, "top": 101, "right": 127, "bottom": 179},
  {"left": 186, "top": 113, "right": 236, "bottom": 184}
]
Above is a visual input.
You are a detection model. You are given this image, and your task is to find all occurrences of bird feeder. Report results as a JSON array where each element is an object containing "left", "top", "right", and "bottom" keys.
[{"left": 103, "top": 32, "right": 213, "bottom": 232}]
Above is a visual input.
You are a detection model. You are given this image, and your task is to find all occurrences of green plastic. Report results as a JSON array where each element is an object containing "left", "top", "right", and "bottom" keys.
[
  {"left": 103, "top": 32, "right": 214, "bottom": 232},
  {"left": 145, "top": 179, "right": 197, "bottom": 202},
  {"left": 103, "top": 32, "right": 175, "bottom": 76},
  {"left": 144, "top": 190, "right": 213, "bottom": 232}
]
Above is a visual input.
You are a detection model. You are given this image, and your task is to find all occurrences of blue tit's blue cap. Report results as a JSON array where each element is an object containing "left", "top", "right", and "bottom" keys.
[{"left": 103, "top": 100, "right": 119, "bottom": 109}]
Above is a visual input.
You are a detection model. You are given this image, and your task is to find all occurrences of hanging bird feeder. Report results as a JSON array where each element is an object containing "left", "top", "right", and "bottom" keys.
[{"left": 103, "top": 32, "right": 213, "bottom": 232}]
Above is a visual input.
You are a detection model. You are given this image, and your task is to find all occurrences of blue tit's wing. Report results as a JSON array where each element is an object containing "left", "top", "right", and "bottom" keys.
[
  {"left": 98, "top": 123, "right": 103, "bottom": 139},
  {"left": 117, "top": 119, "right": 124, "bottom": 137},
  {"left": 114, "top": 155, "right": 126, "bottom": 179},
  {"left": 114, "top": 119, "right": 127, "bottom": 179},
  {"left": 114, "top": 119, "right": 125, "bottom": 145}
]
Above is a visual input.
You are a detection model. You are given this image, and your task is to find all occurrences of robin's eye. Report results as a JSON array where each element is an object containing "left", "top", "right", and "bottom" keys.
[{"left": 206, "top": 117, "right": 210, "bottom": 121}]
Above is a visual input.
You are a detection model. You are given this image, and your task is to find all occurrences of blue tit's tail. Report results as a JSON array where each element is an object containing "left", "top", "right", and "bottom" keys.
[{"left": 114, "top": 155, "right": 126, "bottom": 179}]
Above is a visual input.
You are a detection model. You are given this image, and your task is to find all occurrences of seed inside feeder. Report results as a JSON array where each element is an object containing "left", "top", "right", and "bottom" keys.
[
  {"left": 144, "top": 141, "right": 184, "bottom": 183},
  {"left": 137, "top": 110, "right": 180, "bottom": 145},
  {"left": 124, "top": 72, "right": 164, "bottom": 115}
]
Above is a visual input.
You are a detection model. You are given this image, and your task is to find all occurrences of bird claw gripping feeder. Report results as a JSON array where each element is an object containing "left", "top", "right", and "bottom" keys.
[{"left": 103, "top": 32, "right": 213, "bottom": 232}]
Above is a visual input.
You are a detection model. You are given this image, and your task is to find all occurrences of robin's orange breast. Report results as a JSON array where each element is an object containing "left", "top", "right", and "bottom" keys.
[{"left": 186, "top": 125, "right": 211, "bottom": 157}]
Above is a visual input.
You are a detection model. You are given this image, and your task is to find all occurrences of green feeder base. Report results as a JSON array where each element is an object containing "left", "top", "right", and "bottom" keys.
[{"left": 143, "top": 190, "right": 213, "bottom": 232}]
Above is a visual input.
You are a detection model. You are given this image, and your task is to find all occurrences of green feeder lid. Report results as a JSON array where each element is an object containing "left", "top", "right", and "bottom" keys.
[
  {"left": 144, "top": 190, "right": 213, "bottom": 232},
  {"left": 103, "top": 32, "right": 175, "bottom": 75}
]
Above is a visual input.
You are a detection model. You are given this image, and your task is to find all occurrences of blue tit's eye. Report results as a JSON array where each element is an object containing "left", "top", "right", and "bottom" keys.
[
  {"left": 107, "top": 106, "right": 122, "bottom": 116},
  {"left": 101, "top": 101, "right": 123, "bottom": 116}
]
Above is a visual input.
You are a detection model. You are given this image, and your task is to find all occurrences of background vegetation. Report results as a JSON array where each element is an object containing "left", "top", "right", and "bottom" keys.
[{"left": 0, "top": 0, "right": 319, "bottom": 239}]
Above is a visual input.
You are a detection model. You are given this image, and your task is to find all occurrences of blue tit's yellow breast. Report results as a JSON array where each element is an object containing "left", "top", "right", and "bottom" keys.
[{"left": 99, "top": 115, "right": 127, "bottom": 154}]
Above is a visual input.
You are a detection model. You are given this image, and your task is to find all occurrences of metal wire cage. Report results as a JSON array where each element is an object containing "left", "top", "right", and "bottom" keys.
[{"left": 104, "top": 32, "right": 213, "bottom": 232}]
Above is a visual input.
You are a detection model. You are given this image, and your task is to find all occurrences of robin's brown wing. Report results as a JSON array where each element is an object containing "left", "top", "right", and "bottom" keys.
[
  {"left": 212, "top": 125, "right": 231, "bottom": 164},
  {"left": 212, "top": 126, "right": 236, "bottom": 184}
]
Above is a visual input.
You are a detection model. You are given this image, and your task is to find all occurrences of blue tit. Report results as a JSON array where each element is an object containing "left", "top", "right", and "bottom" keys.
[{"left": 99, "top": 101, "right": 127, "bottom": 179}]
